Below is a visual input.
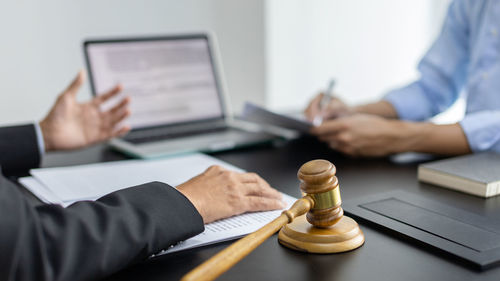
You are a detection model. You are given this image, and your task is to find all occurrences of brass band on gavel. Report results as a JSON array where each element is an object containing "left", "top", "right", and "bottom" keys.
[
  {"left": 308, "top": 186, "right": 341, "bottom": 210},
  {"left": 298, "top": 160, "right": 344, "bottom": 228}
]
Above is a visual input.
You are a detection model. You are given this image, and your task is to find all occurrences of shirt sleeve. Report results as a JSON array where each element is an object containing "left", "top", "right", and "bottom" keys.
[
  {"left": 384, "top": 0, "right": 470, "bottom": 121},
  {"left": 33, "top": 122, "right": 45, "bottom": 156},
  {"left": 459, "top": 110, "right": 500, "bottom": 152}
]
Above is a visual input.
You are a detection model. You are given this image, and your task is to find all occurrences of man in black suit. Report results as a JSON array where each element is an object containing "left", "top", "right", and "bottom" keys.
[{"left": 0, "top": 71, "right": 285, "bottom": 281}]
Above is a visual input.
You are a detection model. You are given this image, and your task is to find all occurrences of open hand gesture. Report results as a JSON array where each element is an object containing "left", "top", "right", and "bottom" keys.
[{"left": 39, "top": 71, "right": 131, "bottom": 151}]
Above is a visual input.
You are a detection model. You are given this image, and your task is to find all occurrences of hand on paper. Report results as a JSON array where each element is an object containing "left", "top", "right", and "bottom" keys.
[
  {"left": 39, "top": 70, "right": 131, "bottom": 151},
  {"left": 177, "top": 165, "right": 286, "bottom": 224}
]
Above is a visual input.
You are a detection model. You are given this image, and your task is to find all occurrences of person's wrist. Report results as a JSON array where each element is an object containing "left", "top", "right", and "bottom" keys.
[
  {"left": 342, "top": 106, "right": 355, "bottom": 116},
  {"left": 177, "top": 185, "right": 207, "bottom": 222},
  {"left": 351, "top": 105, "right": 364, "bottom": 114},
  {"left": 394, "top": 121, "right": 432, "bottom": 153},
  {"left": 353, "top": 101, "right": 398, "bottom": 118},
  {"left": 401, "top": 122, "right": 470, "bottom": 155}
]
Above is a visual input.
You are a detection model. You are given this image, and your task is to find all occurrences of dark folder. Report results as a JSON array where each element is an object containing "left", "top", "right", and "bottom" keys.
[{"left": 343, "top": 190, "right": 500, "bottom": 270}]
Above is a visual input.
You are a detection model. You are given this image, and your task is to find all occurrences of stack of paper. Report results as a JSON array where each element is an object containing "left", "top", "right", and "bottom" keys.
[
  {"left": 20, "top": 153, "right": 296, "bottom": 254},
  {"left": 22, "top": 153, "right": 246, "bottom": 206}
]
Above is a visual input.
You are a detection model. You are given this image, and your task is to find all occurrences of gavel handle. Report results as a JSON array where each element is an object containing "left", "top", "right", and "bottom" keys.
[{"left": 181, "top": 196, "right": 314, "bottom": 281}]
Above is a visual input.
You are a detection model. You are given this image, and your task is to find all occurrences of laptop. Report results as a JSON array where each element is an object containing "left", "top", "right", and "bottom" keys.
[{"left": 83, "top": 33, "right": 278, "bottom": 158}]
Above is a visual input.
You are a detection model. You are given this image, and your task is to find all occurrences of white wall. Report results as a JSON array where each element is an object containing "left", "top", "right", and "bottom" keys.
[
  {"left": 0, "top": 0, "right": 266, "bottom": 125},
  {"left": 0, "top": 0, "right": 453, "bottom": 126},
  {"left": 265, "top": 0, "right": 451, "bottom": 111}
]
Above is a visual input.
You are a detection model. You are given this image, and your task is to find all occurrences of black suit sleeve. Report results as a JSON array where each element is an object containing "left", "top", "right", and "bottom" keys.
[
  {"left": 0, "top": 175, "right": 204, "bottom": 281},
  {"left": 0, "top": 124, "right": 41, "bottom": 175}
]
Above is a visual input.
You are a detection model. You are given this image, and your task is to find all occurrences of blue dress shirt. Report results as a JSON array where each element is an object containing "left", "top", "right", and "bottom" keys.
[{"left": 384, "top": 0, "right": 500, "bottom": 153}]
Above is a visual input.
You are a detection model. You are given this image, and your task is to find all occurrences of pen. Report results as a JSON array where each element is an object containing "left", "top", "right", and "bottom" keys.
[{"left": 313, "top": 79, "right": 336, "bottom": 126}]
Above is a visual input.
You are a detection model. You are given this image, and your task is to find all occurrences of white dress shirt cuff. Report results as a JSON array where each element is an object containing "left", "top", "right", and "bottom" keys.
[{"left": 33, "top": 122, "right": 46, "bottom": 156}]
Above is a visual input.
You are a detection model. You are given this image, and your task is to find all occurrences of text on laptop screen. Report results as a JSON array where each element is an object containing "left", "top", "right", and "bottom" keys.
[{"left": 86, "top": 38, "right": 223, "bottom": 129}]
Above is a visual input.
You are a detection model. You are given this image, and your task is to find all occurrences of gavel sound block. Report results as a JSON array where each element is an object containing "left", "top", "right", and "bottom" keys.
[
  {"left": 181, "top": 159, "right": 364, "bottom": 281},
  {"left": 278, "top": 159, "right": 365, "bottom": 253}
]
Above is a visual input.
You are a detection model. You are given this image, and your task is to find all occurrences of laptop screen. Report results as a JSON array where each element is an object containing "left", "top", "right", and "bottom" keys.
[{"left": 84, "top": 35, "right": 224, "bottom": 130}]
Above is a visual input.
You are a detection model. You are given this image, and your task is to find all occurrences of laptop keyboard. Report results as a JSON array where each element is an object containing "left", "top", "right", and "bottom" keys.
[{"left": 123, "top": 126, "right": 230, "bottom": 144}]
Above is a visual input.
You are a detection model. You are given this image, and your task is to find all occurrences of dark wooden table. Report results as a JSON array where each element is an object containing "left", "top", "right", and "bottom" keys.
[{"left": 40, "top": 137, "right": 500, "bottom": 281}]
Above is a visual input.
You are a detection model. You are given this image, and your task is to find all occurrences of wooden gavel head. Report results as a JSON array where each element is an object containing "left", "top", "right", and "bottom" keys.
[
  {"left": 278, "top": 159, "right": 364, "bottom": 253},
  {"left": 298, "top": 159, "right": 343, "bottom": 228}
]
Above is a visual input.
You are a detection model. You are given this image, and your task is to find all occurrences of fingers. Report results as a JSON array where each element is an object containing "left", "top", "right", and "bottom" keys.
[
  {"left": 318, "top": 132, "right": 338, "bottom": 143},
  {"left": 245, "top": 196, "right": 286, "bottom": 212},
  {"left": 313, "top": 119, "right": 358, "bottom": 155},
  {"left": 238, "top": 172, "right": 283, "bottom": 200},
  {"left": 327, "top": 131, "right": 360, "bottom": 156},
  {"left": 62, "top": 70, "right": 86, "bottom": 97},
  {"left": 304, "top": 93, "right": 324, "bottom": 121},
  {"left": 94, "top": 85, "right": 123, "bottom": 105},
  {"left": 103, "top": 111, "right": 130, "bottom": 139},
  {"left": 310, "top": 118, "right": 347, "bottom": 136},
  {"left": 324, "top": 99, "right": 349, "bottom": 119},
  {"left": 108, "top": 97, "right": 131, "bottom": 123},
  {"left": 93, "top": 95, "right": 130, "bottom": 140},
  {"left": 332, "top": 141, "right": 357, "bottom": 156},
  {"left": 205, "top": 165, "right": 226, "bottom": 175},
  {"left": 110, "top": 125, "right": 131, "bottom": 138},
  {"left": 202, "top": 167, "right": 283, "bottom": 201},
  {"left": 97, "top": 95, "right": 130, "bottom": 130},
  {"left": 238, "top": 172, "right": 265, "bottom": 183},
  {"left": 244, "top": 182, "right": 283, "bottom": 200},
  {"left": 321, "top": 128, "right": 352, "bottom": 145},
  {"left": 111, "top": 108, "right": 131, "bottom": 126},
  {"left": 203, "top": 167, "right": 284, "bottom": 201}
]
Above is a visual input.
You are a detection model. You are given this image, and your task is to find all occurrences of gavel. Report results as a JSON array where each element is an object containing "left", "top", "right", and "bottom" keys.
[{"left": 181, "top": 159, "right": 364, "bottom": 281}]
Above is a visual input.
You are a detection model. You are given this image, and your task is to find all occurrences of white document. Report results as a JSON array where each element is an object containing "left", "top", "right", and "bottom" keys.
[
  {"left": 30, "top": 153, "right": 241, "bottom": 202},
  {"left": 19, "top": 177, "right": 66, "bottom": 206},
  {"left": 20, "top": 152, "right": 299, "bottom": 255},
  {"left": 159, "top": 193, "right": 297, "bottom": 255},
  {"left": 242, "top": 102, "right": 312, "bottom": 133}
]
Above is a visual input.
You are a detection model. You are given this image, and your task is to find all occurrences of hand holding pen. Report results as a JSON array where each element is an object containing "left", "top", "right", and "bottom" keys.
[
  {"left": 305, "top": 79, "right": 352, "bottom": 126},
  {"left": 313, "top": 79, "right": 336, "bottom": 126}
]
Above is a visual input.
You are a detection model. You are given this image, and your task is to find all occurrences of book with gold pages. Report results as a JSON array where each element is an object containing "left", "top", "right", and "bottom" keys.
[{"left": 418, "top": 152, "right": 500, "bottom": 198}]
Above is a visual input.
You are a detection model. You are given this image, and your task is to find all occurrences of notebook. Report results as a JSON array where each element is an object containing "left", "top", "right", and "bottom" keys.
[
  {"left": 242, "top": 102, "right": 312, "bottom": 133},
  {"left": 418, "top": 152, "right": 500, "bottom": 198}
]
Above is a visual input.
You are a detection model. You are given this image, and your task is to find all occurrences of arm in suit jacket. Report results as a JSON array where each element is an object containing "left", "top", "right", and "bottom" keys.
[
  {"left": 0, "top": 124, "right": 204, "bottom": 281},
  {"left": 0, "top": 124, "right": 41, "bottom": 175}
]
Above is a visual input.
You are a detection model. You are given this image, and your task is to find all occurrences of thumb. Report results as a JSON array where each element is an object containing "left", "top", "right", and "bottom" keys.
[{"left": 62, "top": 70, "right": 86, "bottom": 97}]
